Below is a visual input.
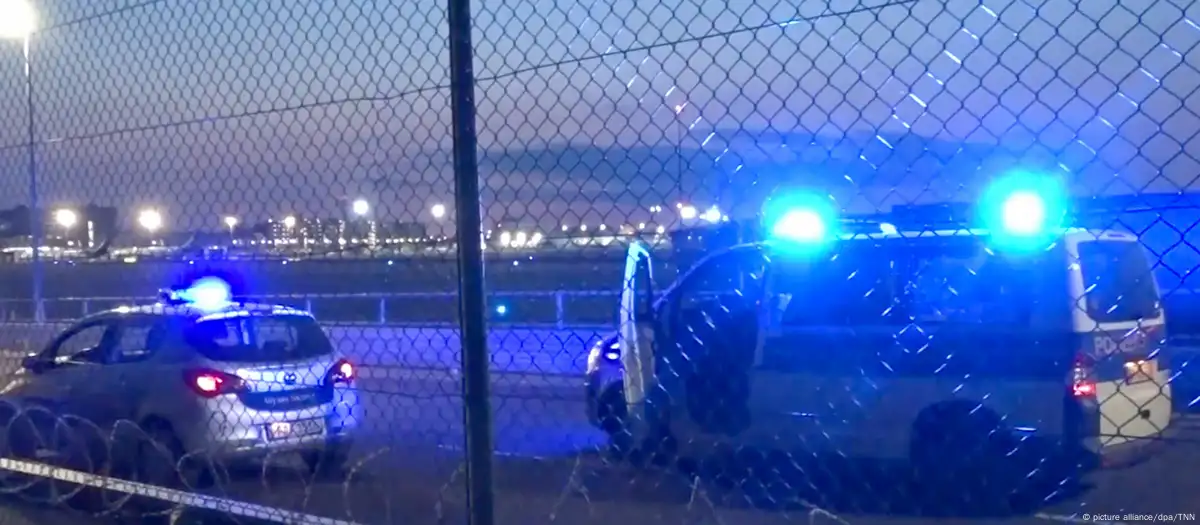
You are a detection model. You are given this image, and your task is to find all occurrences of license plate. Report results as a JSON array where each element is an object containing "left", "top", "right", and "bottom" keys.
[
  {"left": 266, "top": 418, "right": 324, "bottom": 440},
  {"left": 1124, "top": 359, "right": 1158, "bottom": 385}
]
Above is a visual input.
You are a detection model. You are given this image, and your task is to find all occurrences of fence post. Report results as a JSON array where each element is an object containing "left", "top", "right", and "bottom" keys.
[
  {"left": 555, "top": 291, "right": 565, "bottom": 330},
  {"left": 378, "top": 297, "right": 387, "bottom": 325},
  {"left": 82, "top": 299, "right": 89, "bottom": 316},
  {"left": 446, "top": 0, "right": 495, "bottom": 522},
  {"left": 22, "top": 36, "right": 44, "bottom": 325}
]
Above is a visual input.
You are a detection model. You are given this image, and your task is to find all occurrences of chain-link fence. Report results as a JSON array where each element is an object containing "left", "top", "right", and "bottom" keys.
[{"left": 0, "top": 0, "right": 1197, "bottom": 523}]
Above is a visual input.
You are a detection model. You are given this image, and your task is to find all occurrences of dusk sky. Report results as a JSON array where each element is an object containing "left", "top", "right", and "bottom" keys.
[{"left": 0, "top": 0, "right": 1195, "bottom": 233}]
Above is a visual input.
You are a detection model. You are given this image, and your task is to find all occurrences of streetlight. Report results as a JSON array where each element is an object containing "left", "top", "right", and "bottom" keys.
[
  {"left": 430, "top": 203, "right": 446, "bottom": 220},
  {"left": 54, "top": 208, "right": 77, "bottom": 229},
  {"left": 0, "top": 0, "right": 35, "bottom": 41},
  {"left": 351, "top": 199, "right": 370, "bottom": 217},
  {"left": 2, "top": 0, "right": 39, "bottom": 322},
  {"left": 283, "top": 215, "right": 296, "bottom": 229},
  {"left": 679, "top": 205, "right": 698, "bottom": 220},
  {"left": 223, "top": 216, "right": 238, "bottom": 242},
  {"left": 138, "top": 209, "right": 162, "bottom": 243}
]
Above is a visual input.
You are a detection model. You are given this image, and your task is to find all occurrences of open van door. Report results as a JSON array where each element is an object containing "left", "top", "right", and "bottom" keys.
[{"left": 619, "top": 240, "right": 656, "bottom": 444}]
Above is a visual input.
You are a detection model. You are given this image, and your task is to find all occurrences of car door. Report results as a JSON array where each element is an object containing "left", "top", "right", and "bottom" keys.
[
  {"left": 95, "top": 316, "right": 169, "bottom": 426},
  {"left": 619, "top": 240, "right": 656, "bottom": 444},
  {"left": 15, "top": 319, "right": 118, "bottom": 421}
]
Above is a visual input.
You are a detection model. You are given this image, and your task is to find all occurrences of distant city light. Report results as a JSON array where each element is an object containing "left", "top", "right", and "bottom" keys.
[
  {"left": 223, "top": 216, "right": 238, "bottom": 229},
  {"left": 430, "top": 203, "right": 446, "bottom": 219},
  {"left": 138, "top": 209, "right": 163, "bottom": 233},
  {"left": 283, "top": 216, "right": 296, "bottom": 229},
  {"left": 495, "top": 304, "right": 508, "bottom": 315},
  {"left": 351, "top": 199, "right": 370, "bottom": 216},
  {"left": 679, "top": 205, "right": 698, "bottom": 220},
  {"left": 702, "top": 206, "right": 721, "bottom": 223},
  {"left": 54, "top": 209, "right": 77, "bottom": 229}
]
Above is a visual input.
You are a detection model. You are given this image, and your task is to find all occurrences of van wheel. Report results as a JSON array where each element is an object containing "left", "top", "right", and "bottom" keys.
[{"left": 909, "top": 404, "right": 1022, "bottom": 514}]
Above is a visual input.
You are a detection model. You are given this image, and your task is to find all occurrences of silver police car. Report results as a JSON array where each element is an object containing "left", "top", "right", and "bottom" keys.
[{"left": 1, "top": 282, "right": 360, "bottom": 485}]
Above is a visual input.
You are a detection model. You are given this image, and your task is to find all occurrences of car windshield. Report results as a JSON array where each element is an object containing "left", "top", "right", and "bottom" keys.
[{"left": 185, "top": 314, "right": 333, "bottom": 362}]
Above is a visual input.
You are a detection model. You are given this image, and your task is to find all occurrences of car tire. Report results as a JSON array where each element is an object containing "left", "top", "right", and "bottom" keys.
[
  {"left": 597, "top": 385, "right": 678, "bottom": 468},
  {"left": 136, "top": 420, "right": 209, "bottom": 490}
]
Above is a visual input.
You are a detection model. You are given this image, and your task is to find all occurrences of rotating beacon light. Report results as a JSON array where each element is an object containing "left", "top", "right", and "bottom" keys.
[
  {"left": 978, "top": 171, "right": 1068, "bottom": 251},
  {"left": 164, "top": 276, "right": 233, "bottom": 311},
  {"left": 761, "top": 189, "right": 839, "bottom": 252}
]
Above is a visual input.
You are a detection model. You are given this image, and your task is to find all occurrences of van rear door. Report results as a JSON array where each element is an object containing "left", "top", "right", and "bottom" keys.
[{"left": 1068, "top": 233, "right": 1172, "bottom": 448}]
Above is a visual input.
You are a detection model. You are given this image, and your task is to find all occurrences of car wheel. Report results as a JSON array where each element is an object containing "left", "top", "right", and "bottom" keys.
[
  {"left": 596, "top": 385, "right": 635, "bottom": 460},
  {"left": 136, "top": 420, "right": 208, "bottom": 490}
]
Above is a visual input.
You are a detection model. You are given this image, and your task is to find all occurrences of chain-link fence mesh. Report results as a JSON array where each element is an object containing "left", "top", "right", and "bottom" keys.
[{"left": 0, "top": 0, "right": 1195, "bottom": 523}]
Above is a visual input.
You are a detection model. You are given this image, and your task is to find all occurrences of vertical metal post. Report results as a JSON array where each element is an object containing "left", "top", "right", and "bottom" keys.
[
  {"left": 555, "top": 291, "right": 564, "bottom": 330},
  {"left": 446, "top": 0, "right": 495, "bottom": 523},
  {"left": 23, "top": 35, "right": 44, "bottom": 325}
]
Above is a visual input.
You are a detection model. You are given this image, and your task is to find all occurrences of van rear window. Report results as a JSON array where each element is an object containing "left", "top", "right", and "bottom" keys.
[
  {"left": 1077, "top": 240, "right": 1160, "bottom": 323},
  {"left": 185, "top": 314, "right": 333, "bottom": 362}
]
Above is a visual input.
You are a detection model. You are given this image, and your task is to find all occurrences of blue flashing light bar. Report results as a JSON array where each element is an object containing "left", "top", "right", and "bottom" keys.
[{"left": 161, "top": 276, "right": 233, "bottom": 311}]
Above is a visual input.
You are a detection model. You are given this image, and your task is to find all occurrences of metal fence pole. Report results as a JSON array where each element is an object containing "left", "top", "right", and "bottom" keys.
[
  {"left": 22, "top": 34, "right": 44, "bottom": 325},
  {"left": 446, "top": 0, "right": 495, "bottom": 522}
]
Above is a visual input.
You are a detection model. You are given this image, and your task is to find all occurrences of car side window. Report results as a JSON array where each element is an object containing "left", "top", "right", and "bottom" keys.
[
  {"left": 109, "top": 318, "right": 168, "bottom": 364},
  {"left": 51, "top": 322, "right": 114, "bottom": 362}
]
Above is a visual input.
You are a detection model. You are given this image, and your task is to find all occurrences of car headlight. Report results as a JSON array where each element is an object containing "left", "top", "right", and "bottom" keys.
[{"left": 586, "top": 339, "right": 620, "bottom": 373}]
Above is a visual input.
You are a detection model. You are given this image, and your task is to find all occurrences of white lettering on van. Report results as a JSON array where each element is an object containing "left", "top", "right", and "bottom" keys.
[{"left": 1092, "top": 331, "right": 1145, "bottom": 356}]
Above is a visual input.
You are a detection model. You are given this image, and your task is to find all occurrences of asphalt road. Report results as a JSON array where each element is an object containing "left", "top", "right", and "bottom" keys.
[{"left": 2, "top": 366, "right": 1188, "bottom": 525}]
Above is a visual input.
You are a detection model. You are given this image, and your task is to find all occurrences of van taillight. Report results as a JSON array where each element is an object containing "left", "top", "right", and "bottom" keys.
[
  {"left": 1072, "top": 356, "right": 1097, "bottom": 398},
  {"left": 184, "top": 369, "right": 246, "bottom": 398}
]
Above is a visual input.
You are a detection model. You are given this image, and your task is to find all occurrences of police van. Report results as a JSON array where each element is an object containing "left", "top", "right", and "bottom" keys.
[{"left": 590, "top": 177, "right": 1173, "bottom": 500}]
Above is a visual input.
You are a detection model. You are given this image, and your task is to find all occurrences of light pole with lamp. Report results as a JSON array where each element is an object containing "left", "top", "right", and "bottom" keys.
[
  {"left": 54, "top": 208, "right": 76, "bottom": 243},
  {"left": 223, "top": 216, "right": 238, "bottom": 244},
  {"left": 1, "top": 0, "right": 41, "bottom": 321},
  {"left": 138, "top": 208, "right": 163, "bottom": 245}
]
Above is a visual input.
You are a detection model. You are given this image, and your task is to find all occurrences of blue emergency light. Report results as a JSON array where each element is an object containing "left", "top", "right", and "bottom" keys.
[
  {"left": 978, "top": 171, "right": 1068, "bottom": 250},
  {"left": 761, "top": 189, "right": 840, "bottom": 250},
  {"left": 161, "top": 276, "right": 233, "bottom": 311}
]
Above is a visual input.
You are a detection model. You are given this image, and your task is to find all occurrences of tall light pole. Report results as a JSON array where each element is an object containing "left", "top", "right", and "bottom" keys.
[{"left": 2, "top": 0, "right": 39, "bottom": 321}]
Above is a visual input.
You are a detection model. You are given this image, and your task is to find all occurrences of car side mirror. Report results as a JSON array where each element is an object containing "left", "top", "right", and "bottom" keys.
[{"left": 21, "top": 355, "right": 50, "bottom": 374}]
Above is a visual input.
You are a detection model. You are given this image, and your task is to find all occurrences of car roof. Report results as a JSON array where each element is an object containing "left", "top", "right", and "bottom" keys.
[
  {"left": 841, "top": 227, "right": 1136, "bottom": 242},
  {"left": 82, "top": 301, "right": 313, "bottom": 323}
]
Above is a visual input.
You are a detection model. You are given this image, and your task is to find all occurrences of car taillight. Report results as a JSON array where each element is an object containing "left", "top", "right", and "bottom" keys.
[
  {"left": 1072, "top": 355, "right": 1097, "bottom": 398},
  {"left": 328, "top": 359, "right": 355, "bottom": 384},
  {"left": 184, "top": 369, "right": 246, "bottom": 398}
]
